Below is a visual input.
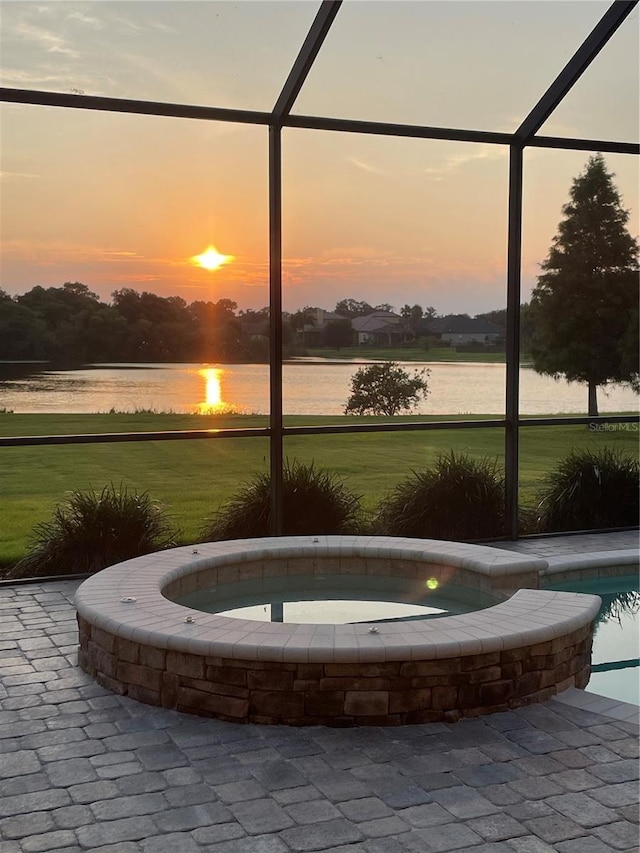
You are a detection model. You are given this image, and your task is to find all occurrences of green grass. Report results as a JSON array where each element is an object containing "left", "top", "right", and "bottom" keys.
[
  {"left": 304, "top": 347, "right": 520, "bottom": 363},
  {"left": 1, "top": 412, "right": 637, "bottom": 571}
]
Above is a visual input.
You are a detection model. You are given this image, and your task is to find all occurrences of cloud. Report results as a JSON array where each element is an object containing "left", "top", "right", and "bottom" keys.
[
  {"left": 422, "top": 144, "right": 505, "bottom": 180},
  {"left": 0, "top": 240, "right": 145, "bottom": 265},
  {"left": 534, "top": 117, "right": 582, "bottom": 140},
  {"left": 348, "top": 145, "right": 506, "bottom": 182},
  {"left": 108, "top": 273, "right": 161, "bottom": 283},
  {"left": 279, "top": 249, "right": 437, "bottom": 288},
  {"left": 104, "top": 11, "right": 175, "bottom": 35},
  {"left": 66, "top": 11, "right": 102, "bottom": 29},
  {"left": 0, "top": 171, "right": 40, "bottom": 181},
  {"left": 13, "top": 21, "right": 79, "bottom": 57},
  {"left": 149, "top": 20, "right": 176, "bottom": 35},
  {"left": 99, "top": 250, "right": 143, "bottom": 261},
  {"left": 0, "top": 67, "right": 70, "bottom": 88},
  {"left": 319, "top": 245, "right": 400, "bottom": 261},
  {"left": 348, "top": 157, "right": 388, "bottom": 176},
  {"left": 107, "top": 14, "right": 143, "bottom": 33}
]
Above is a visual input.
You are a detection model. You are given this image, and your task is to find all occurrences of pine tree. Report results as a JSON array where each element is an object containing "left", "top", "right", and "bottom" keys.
[{"left": 530, "top": 154, "right": 639, "bottom": 416}]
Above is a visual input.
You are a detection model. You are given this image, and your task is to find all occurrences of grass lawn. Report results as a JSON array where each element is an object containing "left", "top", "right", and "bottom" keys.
[
  {"left": 303, "top": 347, "right": 523, "bottom": 363},
  {"left": 0, "top": 412, "right": 637, "bottom": 571}
]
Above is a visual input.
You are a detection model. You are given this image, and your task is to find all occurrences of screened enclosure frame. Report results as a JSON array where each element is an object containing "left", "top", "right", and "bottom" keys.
[{"left": 1, "top": 0, "right": 638, "bottom": 541}]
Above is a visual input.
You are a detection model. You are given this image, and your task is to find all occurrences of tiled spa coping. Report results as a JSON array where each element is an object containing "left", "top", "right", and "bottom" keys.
[
  {"left": 542, "top": 548, "right": 639, "bottom": 583},
  {"left": 75, "top": 537, "right": 602, "bottom": 725},
  {"left": 74, "top": 538, "right": 598, "bottom": 664}
]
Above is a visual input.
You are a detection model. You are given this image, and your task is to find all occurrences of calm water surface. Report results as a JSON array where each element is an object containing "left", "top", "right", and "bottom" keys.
[
  {"left": 1, "top": 361, "right": 638, "bottom": 415},
  {"left": 547, "top": 576, "right": 640, "bottom": 706}
]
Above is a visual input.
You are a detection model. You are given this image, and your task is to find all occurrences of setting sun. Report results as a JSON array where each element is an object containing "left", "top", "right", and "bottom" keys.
[{"left": 191, "top": 245, "right": 234, "bottom": 271}]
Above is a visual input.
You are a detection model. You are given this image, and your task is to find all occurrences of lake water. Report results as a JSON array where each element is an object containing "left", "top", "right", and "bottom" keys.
[{"left": 0, "top": 360, "right": 638, "bottom": 416}]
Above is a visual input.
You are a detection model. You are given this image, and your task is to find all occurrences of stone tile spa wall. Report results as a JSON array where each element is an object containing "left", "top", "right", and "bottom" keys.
[
  {"left": 78, "top": 619, "right": 594, "bottom": 725},
  {"left": 75, "top": 537, "right": 601, "bottom": 726}
]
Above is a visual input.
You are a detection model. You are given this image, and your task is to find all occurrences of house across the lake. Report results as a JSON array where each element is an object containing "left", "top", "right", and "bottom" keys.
[
  {"left": 352, "top": 311, "right": 408, "bottom": 346},
  {"left": 424, "top": 316, "right": 504, "bottom": 346},
  {"left": 298, "top": 307, "right": 345, "bottom": 346},
  {"left": 295, "top": 309, "right": 506, "bottom": 349}
]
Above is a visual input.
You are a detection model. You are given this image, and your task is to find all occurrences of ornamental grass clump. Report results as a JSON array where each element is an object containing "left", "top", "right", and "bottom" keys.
[
  {"left": 9, "top": 484, "right": 178, "bottom": 579},
  {"left": 200, "top": 460, "right": 364, "bottom": 540},
  {"left": 536, "top": 447, "right": 639, "bottom": 532},
  {"left": 374, "top": 451, "right": 505, "bottom": 541}
]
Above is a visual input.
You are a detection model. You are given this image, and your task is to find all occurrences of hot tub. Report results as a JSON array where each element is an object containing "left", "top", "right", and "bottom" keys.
[{"left": 75, "top": 536, "right": 600, "bottom": 725}]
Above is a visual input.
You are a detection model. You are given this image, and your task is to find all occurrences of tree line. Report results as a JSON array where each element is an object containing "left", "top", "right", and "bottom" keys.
[
  {"left": 0, "top": 283, "right": 515, "bottom": 364},
  {"left": 0, "top": 286, "right": 280, "bottom": 364}
]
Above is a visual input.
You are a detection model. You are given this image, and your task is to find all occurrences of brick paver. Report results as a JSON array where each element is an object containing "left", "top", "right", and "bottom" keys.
[{"left": 0, "top": 531, "right": 638, "bottom": 851}]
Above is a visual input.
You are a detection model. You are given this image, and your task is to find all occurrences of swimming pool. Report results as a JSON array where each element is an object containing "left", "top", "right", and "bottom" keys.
[{"left": 545, "top": 575, "right": 639, "bottom": 706}]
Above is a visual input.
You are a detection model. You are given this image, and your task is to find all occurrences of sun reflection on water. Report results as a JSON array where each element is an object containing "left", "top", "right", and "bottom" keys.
[{"left": 196, "top": 367, "right": 234, "bottom": 414}]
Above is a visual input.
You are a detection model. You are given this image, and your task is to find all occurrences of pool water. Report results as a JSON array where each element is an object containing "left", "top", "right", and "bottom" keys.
[
  {"left": 545, "top": 575, "right": 639, "bottom": 706},
  {"left": 177, "top": 574, "right": 502, "bottom": 624}
]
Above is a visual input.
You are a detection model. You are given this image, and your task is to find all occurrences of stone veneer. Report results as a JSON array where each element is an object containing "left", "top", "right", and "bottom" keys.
[{"left": 75, "top": 536, "right": 601, "bottom": 726}]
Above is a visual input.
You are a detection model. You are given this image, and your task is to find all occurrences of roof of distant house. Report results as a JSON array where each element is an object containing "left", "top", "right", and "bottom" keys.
[
  {"left": 302, "top": 309, "right": 343, "bottom": 331},
  {"left": 352, "top": 311, "right": 402, "bottom": 332}
]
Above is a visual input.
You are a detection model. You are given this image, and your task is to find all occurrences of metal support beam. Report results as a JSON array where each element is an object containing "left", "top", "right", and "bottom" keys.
[
  {"left": 268, "top": 125, "right": 284, "bottom": 538},
  {"left": 505, "top": 145, "right": 524, "bottom": 540},
  {"left": 529, "top": 135, "right": 639, "bottom": 156},
  {"left": 3, "top": 89, "right": 637, "bottom": 156},
  {"left": 516, "top": 0, "right": 638, "bottom": 142},
  {"left": 0, "top": 87, "right": 271, "bottom": 125},
  {"left": 286, "top": 113, "right": 513, "bottom": 145},
  {"left": 267, "top": 1, "right": 341, "bottom": 545},
  {"left": 272, "top": 0, "right": 342, "bottom": 121}
]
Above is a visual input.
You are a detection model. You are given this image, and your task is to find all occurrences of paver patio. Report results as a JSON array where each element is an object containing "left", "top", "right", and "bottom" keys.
[{"left": 1, "top": 532, "right": 638, "bottom": 852}]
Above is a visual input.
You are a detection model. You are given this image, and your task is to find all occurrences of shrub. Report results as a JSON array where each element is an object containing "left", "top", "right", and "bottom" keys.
[
  {"left": 374, "top": 451, "right": 505, "bottom": 540},
  {"left": 536, "top": 447, "right": 639, "bottom": 532},
  {"left": 201, "top": 460, "right": 364, "bottom": 540},
  {"left": 8, "top": 484, "right": 178, "bottom": 579},
  {"left": 344, "top": 362, "right": 430, "bottom": 416}
]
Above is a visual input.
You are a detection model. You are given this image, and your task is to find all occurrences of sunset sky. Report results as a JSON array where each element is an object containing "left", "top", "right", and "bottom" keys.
[{"left": 1, "top": 1, "right": 638, "bottom": 315}]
